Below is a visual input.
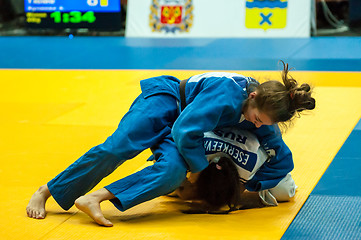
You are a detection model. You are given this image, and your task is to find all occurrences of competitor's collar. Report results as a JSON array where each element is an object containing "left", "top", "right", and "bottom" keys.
[{"left": 239, "top": 114, "right": 246, "bottom": 123}]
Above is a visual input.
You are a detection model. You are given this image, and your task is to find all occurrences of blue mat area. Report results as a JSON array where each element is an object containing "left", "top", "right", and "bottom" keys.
[
  {"left": 282, "top": 118, "right": 361, "bottom": 240},
  {"left": 282, "top": 195, "right": 361, "bottom": 240},
  {"left": 1, "top": 36, "right": 361, "bottom": 71}
]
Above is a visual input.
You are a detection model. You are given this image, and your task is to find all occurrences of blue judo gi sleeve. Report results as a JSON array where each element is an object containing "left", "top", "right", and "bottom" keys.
[{"left": 245, "top": 125, "right": 294, "bottom": 191}]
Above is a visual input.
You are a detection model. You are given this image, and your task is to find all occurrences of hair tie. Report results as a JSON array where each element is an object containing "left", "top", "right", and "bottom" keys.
[{"left": 289, "top": 91, "right": 295, "bottom": 100}]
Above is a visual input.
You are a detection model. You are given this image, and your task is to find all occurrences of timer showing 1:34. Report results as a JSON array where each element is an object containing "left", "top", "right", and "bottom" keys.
[{"left": 50, "top": 11, "right": 96, "bottom": 23}]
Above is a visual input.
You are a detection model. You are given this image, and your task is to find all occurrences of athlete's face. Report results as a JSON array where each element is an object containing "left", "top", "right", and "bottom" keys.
[{"left": 243, "top": 92, "right": 274, "bottom": 128}]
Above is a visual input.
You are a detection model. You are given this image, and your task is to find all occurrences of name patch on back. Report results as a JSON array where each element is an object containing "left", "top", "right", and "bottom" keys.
[{"left": 204, "top": 137, "right": 257, "bottom": 172}]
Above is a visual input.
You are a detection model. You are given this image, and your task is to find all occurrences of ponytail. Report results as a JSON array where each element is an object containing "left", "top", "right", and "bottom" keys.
[
  {"left": 254, "top": 60, "right": 316, "bottom": 124},
  {"left": 282, "top": 61, "right": 315, "bottom": 114}
]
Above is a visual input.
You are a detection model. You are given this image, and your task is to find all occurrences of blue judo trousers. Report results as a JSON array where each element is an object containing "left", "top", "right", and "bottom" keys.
[
  {"left": 48, "top": 92, "right": 188, "bottom": 211},
  {"left": 47, "top": 73, "right": 293, "bottom": 211}
]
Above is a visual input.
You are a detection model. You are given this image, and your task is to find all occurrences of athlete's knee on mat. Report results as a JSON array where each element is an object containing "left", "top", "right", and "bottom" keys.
[{"left": 269, "top": 173, "right": 296, "bottom": 202}]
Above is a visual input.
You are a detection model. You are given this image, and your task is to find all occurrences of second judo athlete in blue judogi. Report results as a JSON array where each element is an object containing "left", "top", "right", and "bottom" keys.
[{"left": 27, "top": 62, "right": 315, "bottom": 226}]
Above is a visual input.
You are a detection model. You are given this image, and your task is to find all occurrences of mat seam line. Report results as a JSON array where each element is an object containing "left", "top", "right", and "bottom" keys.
[{"left": 38, "top": 211, "right": 79, "bottom": 240}]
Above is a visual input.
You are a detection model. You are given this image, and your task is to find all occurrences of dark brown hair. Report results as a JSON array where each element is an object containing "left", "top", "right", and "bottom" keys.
[
  {"left": 195, "top": 157, "right": 241, "bottom": 210},
  {"left": 254, "top": 61, "right": 315, "bottom": 123}
]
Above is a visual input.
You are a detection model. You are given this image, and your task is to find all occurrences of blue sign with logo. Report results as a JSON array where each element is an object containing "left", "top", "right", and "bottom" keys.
[{"left": 25, "top": 0, "right": 120, "bottom": 12}]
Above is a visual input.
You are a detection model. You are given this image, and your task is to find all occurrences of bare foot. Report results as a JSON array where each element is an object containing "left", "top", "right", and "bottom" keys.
[
  {"left": 75, "top": 194, "right": 113, "bottom": 227},
  {"left": 26, "top": 185, "right": 51, "bottom": 219}
]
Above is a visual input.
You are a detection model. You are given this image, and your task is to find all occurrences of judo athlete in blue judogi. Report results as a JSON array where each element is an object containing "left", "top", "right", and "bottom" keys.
[{"left": 27, "top": 62, "right": 315, "bottom": 226}]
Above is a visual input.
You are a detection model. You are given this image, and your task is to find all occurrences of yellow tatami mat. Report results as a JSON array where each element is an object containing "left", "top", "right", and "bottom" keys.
[{"left": 1, "top": 70, "right": 361, "bottom": 240}]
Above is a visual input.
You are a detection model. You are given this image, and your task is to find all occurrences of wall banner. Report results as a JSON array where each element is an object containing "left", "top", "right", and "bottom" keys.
[{"left": 125, "top": 0, "right": 311, "bottom": 38}]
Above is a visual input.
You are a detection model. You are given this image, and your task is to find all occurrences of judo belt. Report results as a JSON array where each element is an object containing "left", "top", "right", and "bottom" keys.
[{"left": 179, "top": 80, "right": 187, "bottom": 111}]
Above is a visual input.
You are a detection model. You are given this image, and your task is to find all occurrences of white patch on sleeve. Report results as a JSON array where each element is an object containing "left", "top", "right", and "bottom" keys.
[{"left": 188, "top": 72, "right": 246, "bottom": 83}]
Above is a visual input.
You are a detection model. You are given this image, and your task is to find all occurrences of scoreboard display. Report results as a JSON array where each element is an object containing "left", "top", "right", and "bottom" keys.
[{"left": 25, "top": 0, "right": 121, "bottom": 30}]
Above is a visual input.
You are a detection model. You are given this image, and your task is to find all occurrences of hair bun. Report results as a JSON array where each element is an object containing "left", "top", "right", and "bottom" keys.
[
  {"left": 293, "top": 94, "right": 315, "bottom": 111},
  {"left": 300, "top": 83, "right": 311, "bottom": 92},
  {"left": 306, "top": 97, "right": 316, "bottom": 110},
  {"left": 292, "top": 90, "right": 315, "bottom": 112}
]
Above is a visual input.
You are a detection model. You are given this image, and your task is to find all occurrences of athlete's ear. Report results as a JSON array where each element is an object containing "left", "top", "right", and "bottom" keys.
[{"left": 249, "top": 91, "right": 257, "bottom": 99}]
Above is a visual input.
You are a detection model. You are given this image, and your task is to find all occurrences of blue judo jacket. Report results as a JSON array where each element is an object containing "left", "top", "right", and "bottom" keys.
[{"left": 140, "top": 72, "right": 293, "bottom": 191}]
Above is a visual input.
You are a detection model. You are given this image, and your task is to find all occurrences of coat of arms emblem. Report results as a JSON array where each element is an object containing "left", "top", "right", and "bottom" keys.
[{"left": 149, "top": 0, "right": 193, "bottom": 33}]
